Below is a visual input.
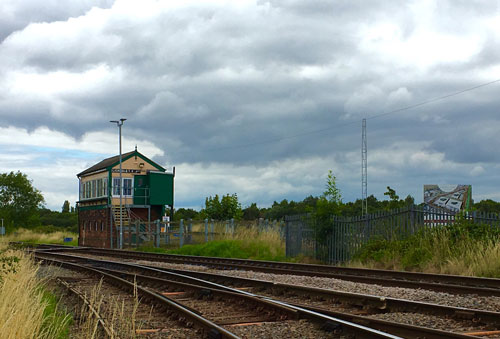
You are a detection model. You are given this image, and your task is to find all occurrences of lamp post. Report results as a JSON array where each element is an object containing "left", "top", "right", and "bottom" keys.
[{"left": 110, "top": 118, "right": 126, "bottom": 249}]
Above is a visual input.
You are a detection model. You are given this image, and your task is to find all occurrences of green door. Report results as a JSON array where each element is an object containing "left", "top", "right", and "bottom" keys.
[{"left": 133, "top": 175, "right": 149, "bottom": 205}]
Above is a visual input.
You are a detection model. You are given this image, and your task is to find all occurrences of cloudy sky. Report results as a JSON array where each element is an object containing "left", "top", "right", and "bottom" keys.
[{"left": 1, "top": 0, "right": 499, "bottom": 211}]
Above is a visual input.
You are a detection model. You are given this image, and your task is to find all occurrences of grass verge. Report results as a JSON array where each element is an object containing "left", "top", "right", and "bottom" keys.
[
  {"left": 350, "top": 218, "right": 500, "bottom": 277},
  {"left": 0, "top": 241, "right": 72, "bottom": 338},
  {"left": 137, "top": 226, "right": 286, "bottom": 261},
  {"left": 5, "top": 228, "right": 78, "bottom": 246}
]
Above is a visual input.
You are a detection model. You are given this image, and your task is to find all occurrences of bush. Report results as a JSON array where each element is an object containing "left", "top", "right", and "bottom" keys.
[{"left": 351, "top": 221, "right": 500, "bottom": 277}]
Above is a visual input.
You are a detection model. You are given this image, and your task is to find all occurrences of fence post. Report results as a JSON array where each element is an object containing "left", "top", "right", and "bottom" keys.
[
  {"left": 155, "top": 220, "right": 160, "bottom": 248},
  {"left": 135, "top": 220, "right": 139, "bottom": 248},
  {"left": 180, "top": 219, "right": 184, "bottom": 248},
  {"left": 231, "top": 218, "right": 234, "bottom": 235},
  {"left": 285, "top": 216, "right": 289, "bottom": 257},
  {"left": 165, "top": 219, "right": 170, "bottom": 245},
  {"left": 204, "top": 218, "right": 208, "bottom": 243},
  {"left": 188, "top": 218, "right": 193, "bottom": 244},
  {"left": 410, "top": 205, "right": 415, "bottom": 234}
]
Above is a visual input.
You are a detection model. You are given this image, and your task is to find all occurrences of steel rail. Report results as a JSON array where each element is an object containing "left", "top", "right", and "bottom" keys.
[
  {"left": 95, "top": 265, "right": 480, "bottom": 339},
  {"left": 53, "top": 246, "right": 500, "bottom": 295},
  {"left": 57, "top": 278, "right": 114, "bottom": 338},
  {"left": 35, "top": 251, "right": 401, "bottom": 338},
  {"left": 39, "top": 256, "right": 240, "bottom": 339},
  {"left": 34, "top": 251, "right": 497, "bottom": 337},
  {"left": 136, "top": 264, "right": 500, "bottom": 325},
  {"left": 97, "top": 267, "right": 300, "bottom": 322}
]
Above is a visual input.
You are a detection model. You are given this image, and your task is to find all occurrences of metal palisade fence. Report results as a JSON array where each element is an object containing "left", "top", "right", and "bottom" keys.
[
  {"left": 113, "top": 217, "right": 286, "bottom": 249},
  {"left": 284, "top": 204, "right": 500, "bottom": 264}
]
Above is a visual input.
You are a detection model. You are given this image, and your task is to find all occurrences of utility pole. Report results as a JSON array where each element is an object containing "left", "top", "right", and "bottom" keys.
[
  {"left": 362, "top": 118, "right": 367, "bottom": 216},
  {"left": 110, "top": 118, "right": 127, "bottom": 249}
]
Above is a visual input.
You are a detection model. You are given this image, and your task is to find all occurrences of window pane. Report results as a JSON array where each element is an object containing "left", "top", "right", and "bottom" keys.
[
  {"left": 103, "top": 178, "right": 107, "bottom": 196},
  {"left": 113, "top": 178, "right": 121, "bottom": 195},
  {"left": 97, "top": 179, "right": 102, "bottom": 197},
  {"left": 123, "top": 178, "right": 132, "bottom": 196}
]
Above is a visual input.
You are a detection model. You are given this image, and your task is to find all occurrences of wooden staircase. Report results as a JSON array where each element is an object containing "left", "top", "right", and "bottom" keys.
[
  {"left": 112, "top": 205, "right": 130, "bottom": 228},
  {"left": 112, "top": 206, "right": 150, "bottom": 244}
]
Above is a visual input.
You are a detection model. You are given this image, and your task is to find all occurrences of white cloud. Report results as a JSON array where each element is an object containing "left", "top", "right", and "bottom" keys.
[
  {"left": 470, "top": 165, "right": 485, "bottom": 176},
  {"left": 0, "top": 126, "right": 163, "bottom": 157}
]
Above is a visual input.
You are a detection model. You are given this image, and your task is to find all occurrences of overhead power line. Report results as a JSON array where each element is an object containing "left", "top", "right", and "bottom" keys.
[{"left": 188, "top": 78, "right": 500, "bottom": 154}]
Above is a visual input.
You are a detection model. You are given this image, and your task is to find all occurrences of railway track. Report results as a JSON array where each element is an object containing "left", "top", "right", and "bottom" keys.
[
  {"left": 33, "top": 245, "right": 500, "bottom": 297},
  {"left": 35, "top": 251, "right": 404, "bottom": 338},
  {"left": 34, "top": 250, "right": 498, "bottom": 338}
]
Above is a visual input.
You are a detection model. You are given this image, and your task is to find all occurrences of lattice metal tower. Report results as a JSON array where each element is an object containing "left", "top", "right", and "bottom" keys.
[{"left": 362, "top": 118, "right": 367, "bottom": 216}]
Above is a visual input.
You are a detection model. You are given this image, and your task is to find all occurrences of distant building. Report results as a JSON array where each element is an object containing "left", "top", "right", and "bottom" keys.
[{"left": 77, "top": 149, "right": 174, "bottom": 248}]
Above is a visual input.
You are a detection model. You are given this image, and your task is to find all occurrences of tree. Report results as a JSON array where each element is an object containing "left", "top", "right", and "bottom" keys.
[
  {"left": 173, "top": 208, "right": 199, "bottom": 221},
  {"left": 202, "top": 193, "right": 242, "bottom": 220},
  {"left": 313, "top": 171, "right": 343, "bottom": 243},
  {"left": 384, "top": 186, "right": 399, "bottom": 201},
  {"left": 0, "top": 171, "right": 44, "bottom": 229},
  {"left": 243, "top": 203, "right": 260, "bottom": 220},
  {"left": 323, "top": 170, "right": 342, "bottom": 203},
  {"left": 62, "top": 200, "right": 70, "bottom": 213},
  {"left": 220, "top": 193, "right": 243, "bottom": 220},
  {"left": 474, "top": 199, "right": 500, "bottom": 214}
]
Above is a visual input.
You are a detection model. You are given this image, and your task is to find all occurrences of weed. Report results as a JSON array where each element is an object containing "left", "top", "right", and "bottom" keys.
[{"left": 351, "top": 220, "right": 500, "bottom": 277}]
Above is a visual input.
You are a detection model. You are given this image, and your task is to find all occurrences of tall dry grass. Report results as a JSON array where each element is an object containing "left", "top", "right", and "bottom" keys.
[
  {"left": 350, "top": 223, "right": 500, "bottom": 278},
  {"left": 4, "top": 228, "right": 78, "bottom": 245},
  {"left": 76, "top": 279, "right": 146, "bottom": 339},
  {"left": 436, "top": 239, "right": 500, "bottom": 277},
  {"left": 0, "top": 244, "right": 70, "bottom": 339}
]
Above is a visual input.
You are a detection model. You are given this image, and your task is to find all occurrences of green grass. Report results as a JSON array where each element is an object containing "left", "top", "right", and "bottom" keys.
[
  {"left": 40, "top": 288, "right": 72, "bottom": 339},
  {"left": 350, "top": 218, "right": 500, "bottom": 277},
  {"left": 137, "top": 239, "right": 287, "bottom": 261}
]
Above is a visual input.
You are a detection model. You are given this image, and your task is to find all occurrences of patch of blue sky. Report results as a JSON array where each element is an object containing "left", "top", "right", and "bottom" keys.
[{"left": 25, "top": 145, "right": 113, "bottom": 160}]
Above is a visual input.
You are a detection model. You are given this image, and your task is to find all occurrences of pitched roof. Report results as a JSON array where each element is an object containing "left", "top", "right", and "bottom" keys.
[{"left": 77, "top": 150, "right": 165, "bottom": 177}]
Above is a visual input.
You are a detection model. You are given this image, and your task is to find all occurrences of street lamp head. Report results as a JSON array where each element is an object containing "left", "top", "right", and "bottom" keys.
[
  {"left": 110, "top": 120, "right": 119, "bottom": 123},
  {"left": 120, "top": 118, "right": 127, "bottom": 122}
]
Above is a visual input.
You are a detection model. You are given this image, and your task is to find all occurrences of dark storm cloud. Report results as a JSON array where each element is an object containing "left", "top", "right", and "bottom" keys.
[{"left": 1, "top": 0, "right": 500, "bottom": 209}]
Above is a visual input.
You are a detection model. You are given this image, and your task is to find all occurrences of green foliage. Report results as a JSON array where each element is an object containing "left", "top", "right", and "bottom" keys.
[
  {"left": 61, "top": 201, "right": 70, "bottom": 213},
  {"left": 39, "top": 208, "right": 77, "bottom": 229},
  {"left": 242, "top": 203, "right": 261, "bottom": 220},
  {"left": 262, "top": 196, "right": 319, "bottom": 220},
  {"left": 473, "top": 199, "right": 500, "bottom": 214},
  {"left": 0, "top": 171, "right": 44, "bottom": 229},
  {"left": 173, "top": 208, "right": 200, "bottom": 221},
  {"left": 312, "top": 197, "right": 340, "bottom": 243},
  {"left": 201, "top": 193, "right": 243, "bottom": 220},
  {"left": 352, "top": 219, "right": 500, "bottom": 273},
  {"left": 384, "top": 186, "right": 399, "bottom": 201},
  {"left": 323, "top": 170, "right": 342, "bottom": 203},
  {"left": 40, "top": 288, "right": 72, "bottom": 339}
]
